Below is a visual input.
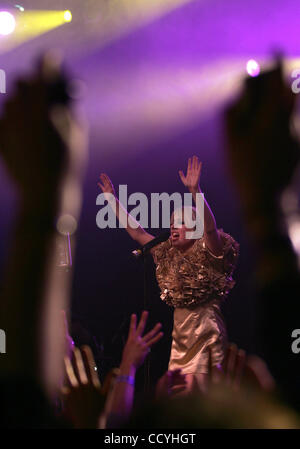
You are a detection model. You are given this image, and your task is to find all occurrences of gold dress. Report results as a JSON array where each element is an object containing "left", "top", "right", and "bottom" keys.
[{"left": 153, "top": 230, "right": 239, "bottom": 375}]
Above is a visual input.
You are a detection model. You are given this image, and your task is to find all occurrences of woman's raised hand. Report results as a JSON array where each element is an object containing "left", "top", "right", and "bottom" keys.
[
  {"left": 179, "top": 156, "right": 202, "bottom": 193},
  {"left": 98, "top": 173, "right": 116, "bottom": 196}
]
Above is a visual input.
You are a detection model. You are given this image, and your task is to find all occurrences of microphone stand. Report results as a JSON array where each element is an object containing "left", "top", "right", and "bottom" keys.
[
  {"left": 132, "top": 231, "right": 170, "bottom": 393},
  {"left": 142, "top": 247, "right": 151, "bottom": 393}
]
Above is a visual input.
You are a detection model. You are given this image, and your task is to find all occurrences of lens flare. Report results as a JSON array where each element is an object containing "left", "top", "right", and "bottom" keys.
[
  {"left": 15, "top": 5, "right": 25, "bottom": 12},
  {"left": 64, "top": 10, "right": 72, "bottom": 22},
  {"left": 246, "top": 59, "right": 260, "bottom": 77},
  {"left": 0, "top": 11, "right": 16, "bottom": 35}
]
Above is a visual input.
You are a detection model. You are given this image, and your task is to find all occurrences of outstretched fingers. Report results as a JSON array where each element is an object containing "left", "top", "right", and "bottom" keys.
[
  {"left": 128, "top": 313, "right": 137, "bottom": 338},
  {"left": 73, "top": 347, "right": 88, "bottom": 385},
  {"left": 192, "top": 155, "right": 202, "bottom": 173},
  {"left": 233, "top": 348, "right": 246, "bottom": 389},
  {"left": 145, "top": 330, "right": 163, "bottom": 347},
  {"left": 192, "top": 155, "right": 197, "bottom": 169},
  {"left": 81, "top": 345, "right": 101, "bottom": 387},
  {"left": 223, "top": 343, "right": 246, "bottom": 389},
  {"left": 224, "top": 343, "right": 238, "bottom": 384},
  {"left": 178, "top": 170, "right": 186, "bottom": 185},
  {"left": 98, "top": 174, "right": 105, "bottom": 190},
  {"left": 136, "top": 310, "right": 149, "bottom": 337},
  {"left": 198, "top": 160, "right": 202, "bottom": 176},
  {"left": 64, "top": 355, "right": 79, "bottom": 388},
  {"left": 143, "top": 322, "right": 162, "bottom": 344},
  {"left": 187, "top": 157, "right": 192, "bottom": 174}
]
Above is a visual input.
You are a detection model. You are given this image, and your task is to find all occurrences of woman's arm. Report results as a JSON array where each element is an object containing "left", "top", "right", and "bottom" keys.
[
  {"left": 179, "top": 156, "right": 223, "bottom": 256},
  {"left": 98, "top": 173, "right": 154, "bottom": 246}
]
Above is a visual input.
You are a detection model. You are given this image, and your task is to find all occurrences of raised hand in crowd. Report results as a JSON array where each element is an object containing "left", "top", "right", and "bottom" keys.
[
  {"left": 0, "top": 53, "right": 87, "bottom": 426},
  {"left": 225, "top": 60, "right": 299, "bottom": 220},
  {"left": 106, "top": 311, "right": 163, "bottom": 427},
  {"left": 62, "top": 345, "right": 115, "bottom": 428},
  {"left": 225, "top": 59, "right": 300, "bottom": 411},
  {"left": 155, "top": 369, "right": 187, "bottom": 399},
  {"left": 208, "top": 344, "right": 275, "bottom": 393}
]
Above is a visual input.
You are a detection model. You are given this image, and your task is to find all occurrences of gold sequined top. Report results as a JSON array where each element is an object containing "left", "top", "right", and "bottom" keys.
[{"left": 153, "top": 230, "right": 239, "bottom": 308}]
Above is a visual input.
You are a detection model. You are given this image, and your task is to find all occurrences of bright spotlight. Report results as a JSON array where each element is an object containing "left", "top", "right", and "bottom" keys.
[
  {"left": 0, "top": 11, "right": 16, "bottom": 35},
  {"left": 246, "top": 59, "right": 260, "bottom": 77},
  {"left": 64, "top": 10, "right": 72, "bottom": 23}
]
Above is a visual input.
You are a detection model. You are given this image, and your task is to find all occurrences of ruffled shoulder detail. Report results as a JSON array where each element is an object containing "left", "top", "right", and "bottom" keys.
[
  {"left": 221, "top": 229, "right": 240, "bottom": 274},
  {"left": 203, "top": 229, "right": 240, "bottom": 276},
  {"left": 154, "top": 230, "right": 239, "bottom": 308}
]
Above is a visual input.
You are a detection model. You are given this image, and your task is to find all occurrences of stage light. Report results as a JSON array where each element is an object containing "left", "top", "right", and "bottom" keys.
[
  {"left": 0, "top": 11, "right": 16, "bottom": 35},
  {"left": 246, "top": 59, "right": 260, "bottom": 77},
  {"left": 0, "top": 9, "right": 74, "bottom": 53},
  {"left": 64, "top": 10, "right": 72, "bottom": 23}
]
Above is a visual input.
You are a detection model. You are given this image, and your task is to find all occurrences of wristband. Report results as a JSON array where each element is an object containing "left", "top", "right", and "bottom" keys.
[{"left": 115, "top": 375, "right": 135, "bottom": 386}]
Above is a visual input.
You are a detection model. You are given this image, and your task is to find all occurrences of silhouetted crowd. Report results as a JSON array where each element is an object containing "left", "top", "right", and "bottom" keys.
[{"left": 0, "top": 55, "right": 299, "bottom": 428}]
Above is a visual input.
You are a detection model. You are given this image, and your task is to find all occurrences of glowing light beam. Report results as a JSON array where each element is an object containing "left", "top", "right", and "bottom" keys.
[{"left": 0, "top": 10, "right": 72, "bottom": 53}]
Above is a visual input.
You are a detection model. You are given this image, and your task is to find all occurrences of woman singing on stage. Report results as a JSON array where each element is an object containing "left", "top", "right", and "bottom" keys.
[{"left": 98, "top": 156, "right": 239, "bottom": 392}]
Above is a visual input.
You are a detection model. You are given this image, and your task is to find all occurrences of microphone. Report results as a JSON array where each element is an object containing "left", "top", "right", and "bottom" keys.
[{"left": 132, "top": 230, "right": 170, "bottom": 258}]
